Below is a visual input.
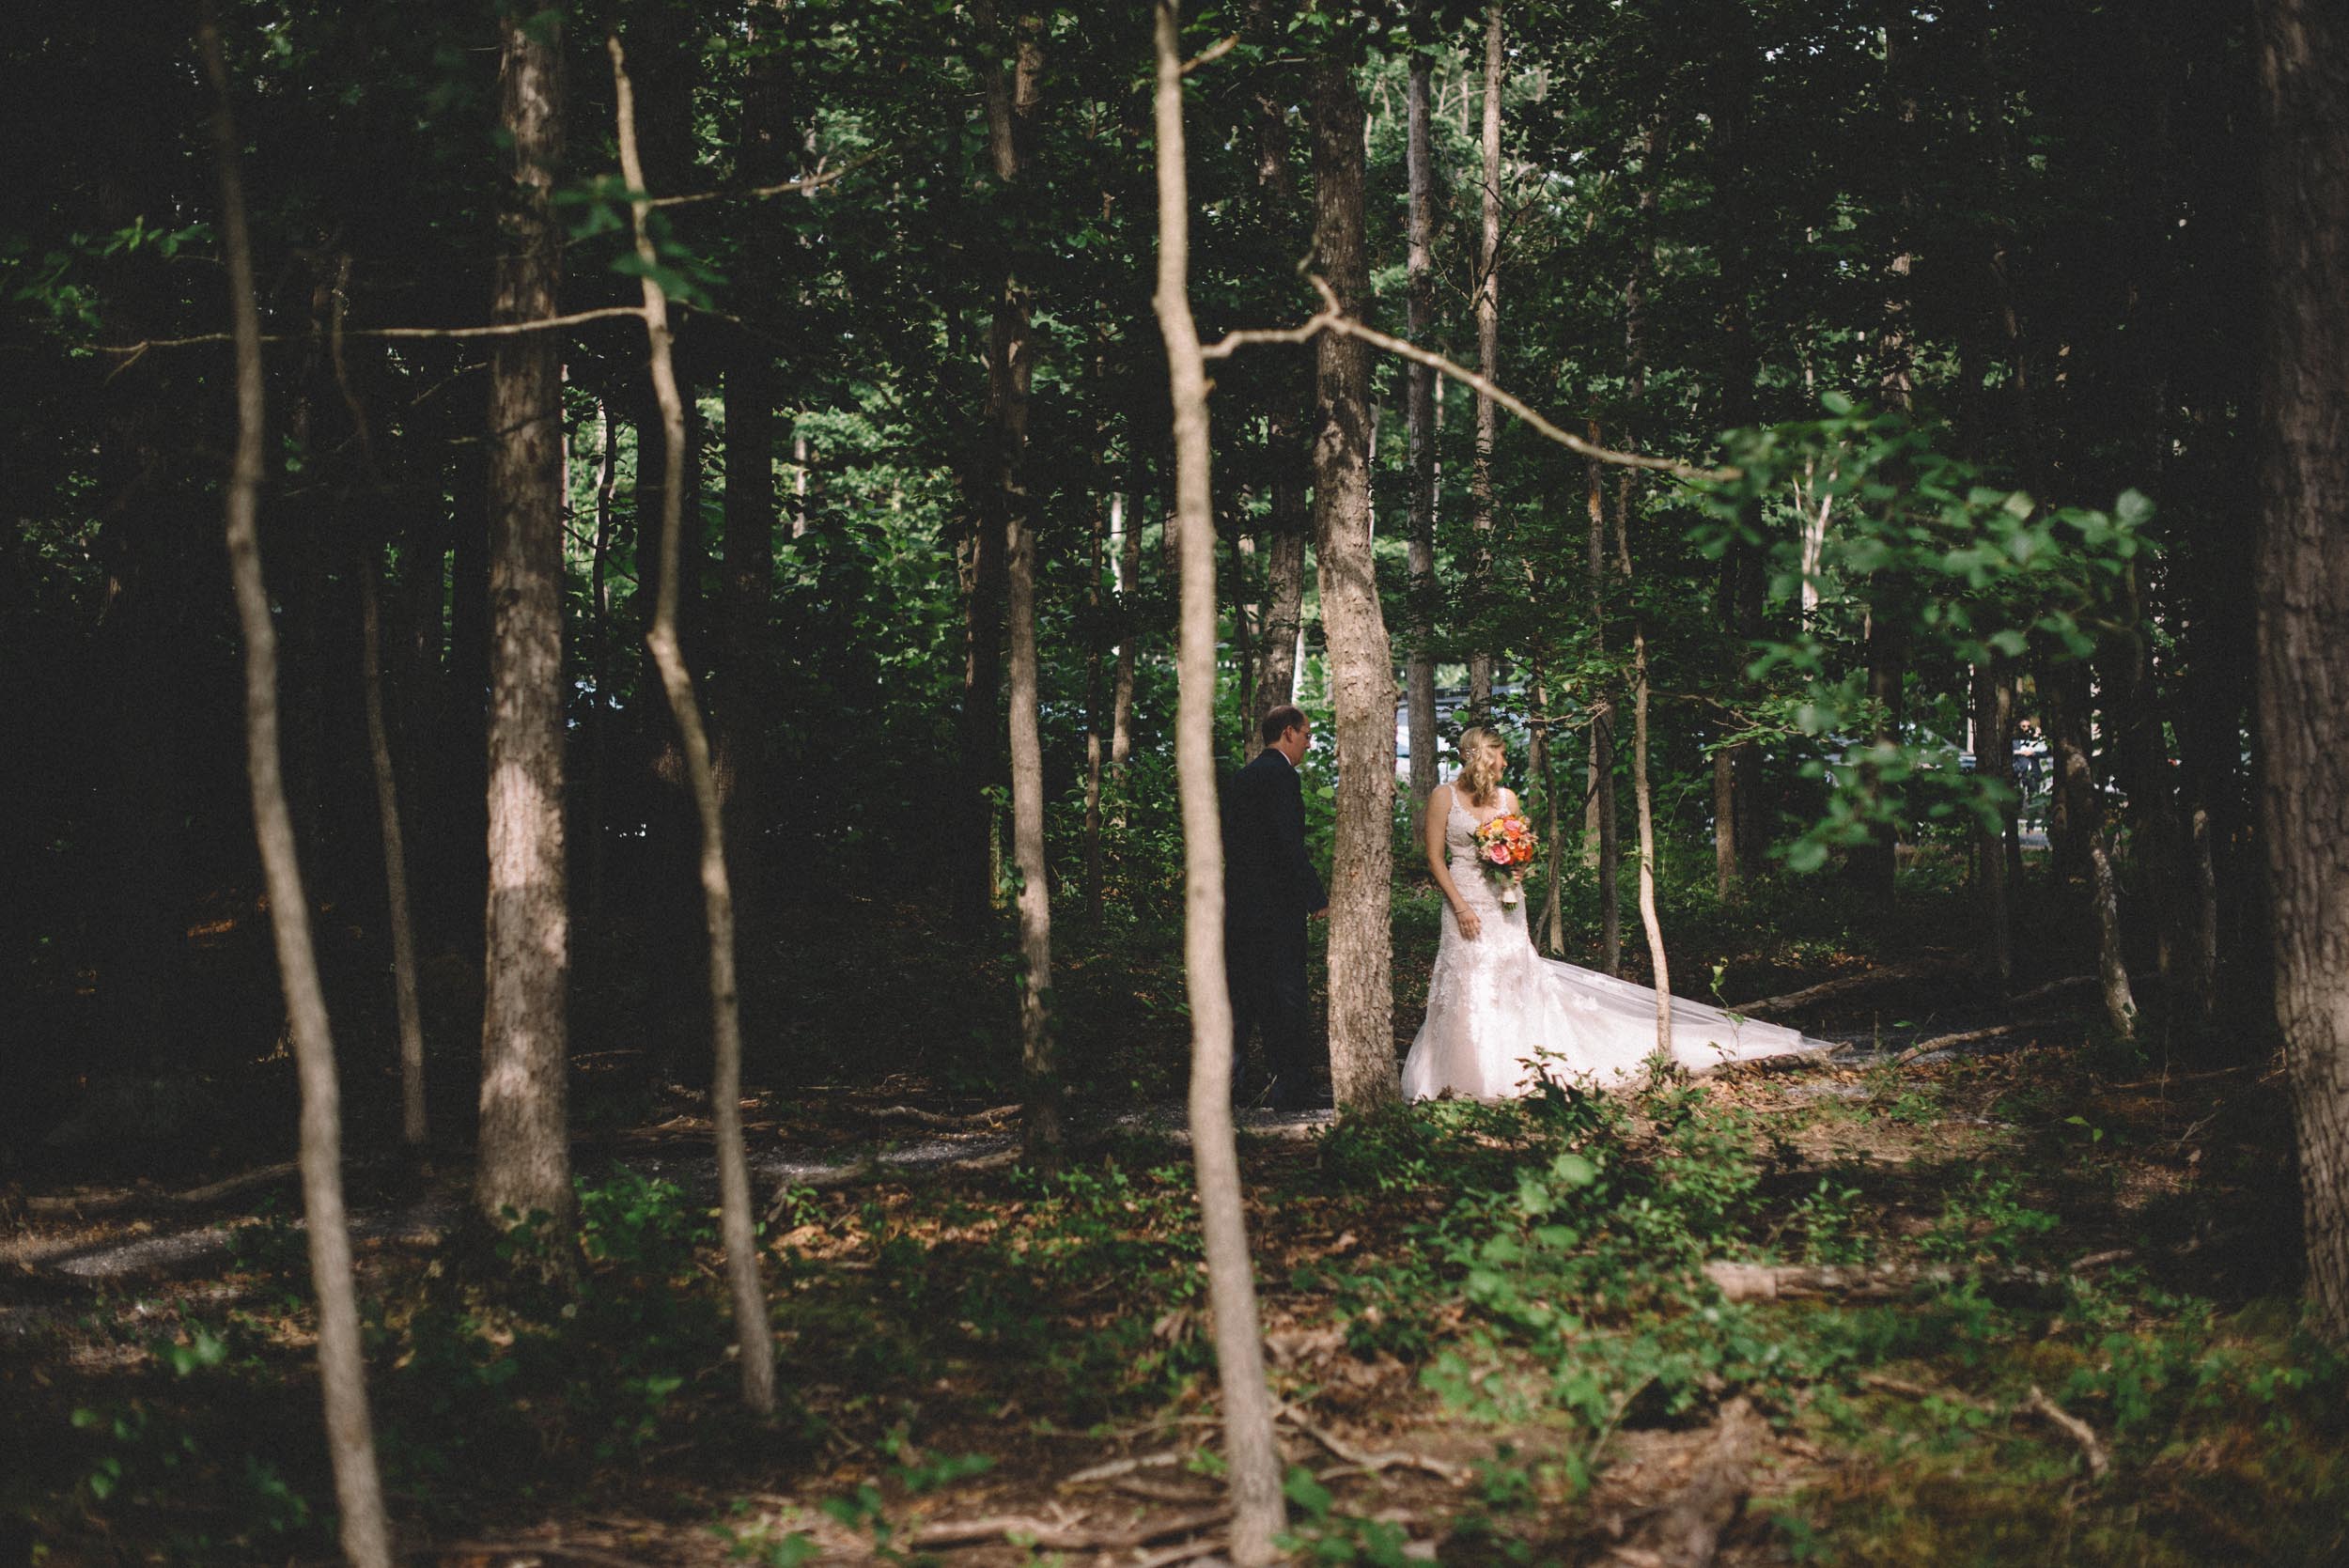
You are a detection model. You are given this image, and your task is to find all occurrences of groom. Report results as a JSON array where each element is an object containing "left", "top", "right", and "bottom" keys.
[{"left": 1221, "top": 704, "right": 1329, "bottom": 1111}]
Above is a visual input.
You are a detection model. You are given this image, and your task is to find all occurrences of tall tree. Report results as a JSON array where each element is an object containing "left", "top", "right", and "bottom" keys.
[
  {"left": 2253, "top": 0, "right": 2349, "bottom": 1343},
  {"left": 974, "top": 3, "right": 1060, "bottom": 1153},
  {"left": 612, "top": 31, "right": 778, "bottom": 1415},
  {"left": 1151, "top": 5, "right": 1284, "bottom": 1557},
  {"left": 1310, "top": 29, "right": 1399, "bottom": 1114},
  {"left": 475, "top": 0, "right": 572, "bottom": 1234},
  {"left": 1404, "top": 43, "right": 1440, "bottom": 808},
  {"left": 1466, "top": 3, "right": 1502, "bottom": 712},
  {"left": 198, "top": 12, "right": 393, "bottom": 1563}
]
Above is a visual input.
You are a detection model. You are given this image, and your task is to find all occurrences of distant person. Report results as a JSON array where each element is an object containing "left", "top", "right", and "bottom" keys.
[
  {"left": 1221, "top": 705, "right": 1329, "bottom": 1111},
  {"left": 1400, "top": 724, "right": 1825, "bottom": 1099}
]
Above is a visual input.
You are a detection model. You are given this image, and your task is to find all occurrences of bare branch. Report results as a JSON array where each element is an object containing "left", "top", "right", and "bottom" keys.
[
  {"left": 647, "top": 140, "right": 896, "bottom": 207},
  {"left": 94, "top": 304, "right": 650, "bottom": 355},
  {"left": 1182, "top": 34, "right": 1239, "bottom": 74},
  {"left": 1202, "top": 276, "right": 1734, "bottom": 481}
]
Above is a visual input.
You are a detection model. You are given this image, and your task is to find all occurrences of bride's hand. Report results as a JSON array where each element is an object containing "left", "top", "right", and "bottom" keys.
[{"left": 1454, "top": 905, "right": 1483, "bottom": 941}]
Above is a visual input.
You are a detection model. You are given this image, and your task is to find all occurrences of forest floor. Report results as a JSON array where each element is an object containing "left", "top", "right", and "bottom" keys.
[{"left": 7, "top": 864, "right": 2348, "bottom": 1567}]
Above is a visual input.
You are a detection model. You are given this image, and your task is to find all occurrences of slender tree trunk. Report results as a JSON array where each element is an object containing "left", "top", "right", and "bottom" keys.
[
  {"left": 586, "top": 401, "right": 618, "bottom": 919},
  {"left": 1311, "top": 44, "right": 1399, "bottom": 1114},
  {"left": 1152, "top": 8, "right": 1284, "bottom": 1554},
  {"left": 1631, "top": 615, "right": 1669, "bottom": 1058},
  {"left": 322, "top": 271, "right": 430, "bottom": 1153},
  {"left": 1405, "top": 48, "right": 1439, "bottom": 810},
  {"left": 1112, "top": 491, "right": 1139, "bottom": 784},
  {"left": 1250, "top": 39, "right": 1310, "bottom": 737},
  {"left": 2045, "top": 661, "right": 2139, "bottom": 1044},
  {"left": 1973, "top": 658, "right": 2015, "bottom": 989},
  {"left": 974, "top": 3, "right": 1057, "bottom": 1152},
  {"left": 1085, "top": 486, "right": 1107, "bottom": 924},
  {"left": 1533, "top": 663, "right": 1563, "bottom": 955},
  {"left": 1586, "top": 439, "right": 1620, "bottom": 974},
  {"left": 1466, "top": 4, "right": 1502, "bottom": 713},
  {"left": 198, "top": 17, "right": 394, "bottom": 1563},
  {"left": 363, "top": 558, "right": 428, "bottom": 1151},
  {"left": 476, "top": 2, "right": 572, "bottom": 1234},
  {"left": 2254, "top": 0, "right": 2349, "bottom": 1343},
  {"left": 611, "top": 35, "right": 776, "bottom": 1413}
]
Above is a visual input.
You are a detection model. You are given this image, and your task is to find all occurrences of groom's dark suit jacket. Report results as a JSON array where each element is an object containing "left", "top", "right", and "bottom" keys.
[{"left": 1221, "top": 748, "right": 1328, "bottom": 947}]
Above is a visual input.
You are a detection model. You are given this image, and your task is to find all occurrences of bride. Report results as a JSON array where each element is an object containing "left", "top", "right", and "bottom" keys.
[{"left": 1400, "top": 725, "right": 1823, "bottom": 1101}]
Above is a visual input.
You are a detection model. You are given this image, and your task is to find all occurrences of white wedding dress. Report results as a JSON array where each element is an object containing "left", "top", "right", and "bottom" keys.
[{"left": 1399, "top": 793, "right": 1825, "bottom": 1100}]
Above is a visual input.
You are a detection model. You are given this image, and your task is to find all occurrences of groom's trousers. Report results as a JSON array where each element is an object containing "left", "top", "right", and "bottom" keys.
[{"left": 1225, "top": 923, "right": 1312, "bottom": 1099}]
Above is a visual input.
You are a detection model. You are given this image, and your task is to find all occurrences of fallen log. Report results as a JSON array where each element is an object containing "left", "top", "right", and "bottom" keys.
[
  {"left": 1727, "top": 955, "right": 1977, "bottom": 1019},
  {"left": 870, "top": 1103, "right": 1020, "bottom": 1131},
  {"left": 910, "top": 1504, "right": 1227, "bottom": 1551},
  {"left": 23, "top": 1161, "right": 301, "bottom": 1219},
  {"left": 1703, "top": 1260, "right": 2062, "bottom": 1302},
  {"left": 1611, "top": 1396, "right": 1764, "bottom": 1568}
]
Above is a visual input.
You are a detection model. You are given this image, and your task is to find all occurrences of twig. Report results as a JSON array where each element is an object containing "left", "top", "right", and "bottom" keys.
[
  {"left": 1065, "top": 1451, "right": 1185, "bottom": 1486},
  {"left": 1181, "top": 35, "right": 1238, "bottom": 74},
  {"left": 2022, "top": 1383, "right": 2110, "bottom": 1481},
  {"left": 1128, "top": 1535, "right": 1230, "bottom": 1568},
  {"left": 646, "top": 141, "right": 894, "bottom": 207}
]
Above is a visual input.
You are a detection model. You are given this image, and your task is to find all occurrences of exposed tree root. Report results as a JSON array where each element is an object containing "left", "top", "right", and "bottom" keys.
[
  {"left": 2022, "top": 1383, "right": 2110, "bottom": 1481},
  {"left": 1610, "top": 1395, "right": 1763, "bottom": 1568}
]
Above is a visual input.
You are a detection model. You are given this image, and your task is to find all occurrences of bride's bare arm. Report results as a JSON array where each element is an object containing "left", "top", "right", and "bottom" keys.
[{"left": 1424, "top": 784, "right": 1483, "bottom": 940}]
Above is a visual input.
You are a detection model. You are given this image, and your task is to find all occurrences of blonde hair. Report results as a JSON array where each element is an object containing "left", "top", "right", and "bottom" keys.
[{"left": 1455, "top": 725, "right": 1505, "bottom": 806}]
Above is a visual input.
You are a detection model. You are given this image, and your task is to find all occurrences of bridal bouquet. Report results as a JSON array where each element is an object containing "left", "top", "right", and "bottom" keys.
[{"left": 1470, "top": 813, "right": 1540, "bottom": 906}]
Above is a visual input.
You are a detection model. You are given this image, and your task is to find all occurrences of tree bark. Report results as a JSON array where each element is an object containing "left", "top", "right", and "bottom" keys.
[
  {"left": 197, "top": 15, "right": 394, "bottom": 1563},
  {"left": 585, "top": 401, "right": 619, "bottom": 919},
  {"left": 1972, "top": 658, "right": 2015, "bottom": 990},
  {"left": 476, "top": 2, "right": 572, "bottom": 1235},
  {"left": 2253, "top": 0, "right": 2349, "bottom": 1343},
  {"left": 363, "top": 553, "right": 428, "bottom": 1151},
  {"left": 1112, "top": 491, "right": 1139, "bottom": 784},
  {"left": 974, "top": 3, "right": 1058, "bottom": 1153},
  {"left": 1466, "top": 4, "right": 1502, "bottom": 714},
  {"left": 1310, "top": 43, "right": 1399, "bottom": 1114},
  {"left": 1405, "top": 47, "right": 1440, "bottom": 811},
  {"left": 611, "top": 34, "right": 777, "bottom": 1413},
  {"left": 1587, "top": 438, "right": 1620, "bottom": 974},
  {"left": 2045, "top": 661, "right": 2139, "bottom": 1046},
  {"left": 1632, "top": 616, "right": 1670, "bottom": 1058},
  {"left": 1151, "top": 8, "right": 1286, "bottom": 1556}
]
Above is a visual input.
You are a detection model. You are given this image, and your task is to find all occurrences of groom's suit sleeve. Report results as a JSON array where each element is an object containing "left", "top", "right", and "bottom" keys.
[{"left": 1280, "top": 765, "right": 1328, "bottom": 915}]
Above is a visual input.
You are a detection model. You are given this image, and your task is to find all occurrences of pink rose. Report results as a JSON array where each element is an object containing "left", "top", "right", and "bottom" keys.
[{"left": 1485, "top": 845, "right": 1511, "bottom": 865}]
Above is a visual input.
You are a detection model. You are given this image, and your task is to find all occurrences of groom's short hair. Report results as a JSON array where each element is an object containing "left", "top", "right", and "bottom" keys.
[{"left": 1261, "top": 704, "right": 1308, "bottom": 746}]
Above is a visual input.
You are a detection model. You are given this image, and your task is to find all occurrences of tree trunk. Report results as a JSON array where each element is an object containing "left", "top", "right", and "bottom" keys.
[
  {"left": 198, "top": 16, "right": 395, "bottom": 1563},
  {"left": 1466, "top": 4, "right": 1502, "bottom": 714},
  {"left": 1085, "top": 487, "right": 1107, "bottom": 924},
  {"left": 974, "top": 3, "right": 1057, "bottom": 1153},
  {"left": 1252, "top": 490, "right": 1307, "bottom": 724},
  {"left": 2253, "top": 0, "right": 2349, "bottom": 1343},
  {"left": 1586, "top": 439, "right": 1620, "bottom": 975},
  {"left": 1112, "top": 491, "right": 1139, "bottom": 784},
  {"left": 1311, "top": 45, "right": 1398, "bottom": 1115},
  {"left": 1151, "top": 7, "right": 1286, "bottom": 1555},
  {"left": 1972, "top": 659, "right": 2015, "bottom": 989},
  {"left": 585, "top": 401, "right": 619, "bottom": 919},
  {"left": 2045, "top": 661, "right": 2139, "bottom": 1046},
  {"left": 476, "top": 3, "right": 572, "bottom": 1235},
  {"left": 611, "top": 34, "right": 777, "bottom": 1413},
  {"left": 362, "top": 555, "right": 428, "bottom": 1151},
  {"left": 1632, "top": 616, "right": 1670, "bottom": 1058},
  {"left": 1250, "top": 39, "right": 1310, "bottom": 737},
  {"left": 1405, "top": 48, "right": 1439, "bottom": 811}
]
